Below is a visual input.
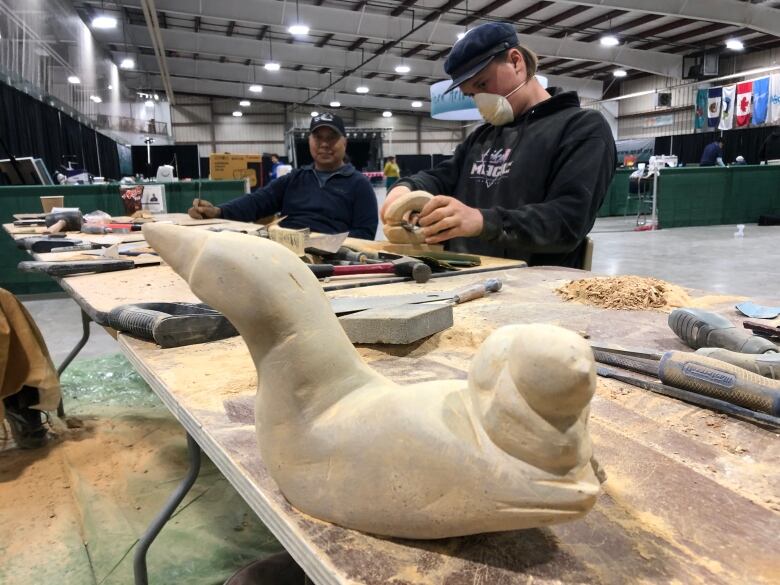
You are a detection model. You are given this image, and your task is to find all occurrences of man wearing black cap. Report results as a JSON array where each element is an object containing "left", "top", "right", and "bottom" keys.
[
  {"left": 381, "top": 22, "right": 616, "bottom": 267},
  {"left": 189, "top": 113, "right": 378, "bottom": 240}
]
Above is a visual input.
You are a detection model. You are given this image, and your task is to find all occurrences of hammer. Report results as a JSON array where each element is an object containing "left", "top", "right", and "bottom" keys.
[
  {"left": 308, "top": 256, "right": 432, "bottom": 283},
  {"left": 46, "top": 211, "right": 83, "bottom": 234}
]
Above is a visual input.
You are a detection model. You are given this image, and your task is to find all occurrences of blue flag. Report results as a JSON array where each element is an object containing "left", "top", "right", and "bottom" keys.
[
  {"left": 752, "top": 77, "right": 770, "bottom": 125},
  {"left": 695, "top": 89, "right": 708, "bottom": 129}
]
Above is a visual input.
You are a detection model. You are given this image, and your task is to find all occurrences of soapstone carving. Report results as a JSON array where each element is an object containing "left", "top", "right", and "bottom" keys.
[
  {"left": 382, "top": 190, "right": 433, "bottom": 244},
  {"left": 143, "top": 223, "right": 603, "bottom": 539}
]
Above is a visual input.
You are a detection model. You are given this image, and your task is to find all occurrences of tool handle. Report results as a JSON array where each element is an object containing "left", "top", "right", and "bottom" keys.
[
  {"left": 695, "top": 348, "right": 780, "bottom": 380},
  {"left": 452, "top": 278, "right": 503, "bottom": 304},
  {"left": 47, "top": 219, "right": 67, "bottom": 233},
  {"left": 668, "top": 308, "right": 777, "bottom": 353},
  {"left": 659, "top": 351, "right": 780, "bottom": 415},
  {"left": 308, "top": 263, "right": 393, "bottom": 279},
  {"left": 17, "top": 259, "right": 134, "bottom": 277}
]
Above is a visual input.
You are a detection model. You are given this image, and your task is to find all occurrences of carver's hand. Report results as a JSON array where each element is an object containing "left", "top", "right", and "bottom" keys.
[
  {"left": 188, "top": 199, "right": 222, "bottom": 220},
  {"left": 418, "top": 195, "right": 483, "bottom": 244},
  {"left": 380, "top": 185, "right": 411, "bottom": 223}
]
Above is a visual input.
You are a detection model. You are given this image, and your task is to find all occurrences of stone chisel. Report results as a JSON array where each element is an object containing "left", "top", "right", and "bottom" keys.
[
  {"left": 592, "top": 347, "right": 780, "bottom": 416},
  {"left": 596, "top": 366, "right": 780, "bottom": 428},
  {"left": 17, "top": 259, "right": 136, "bottom": 277}
]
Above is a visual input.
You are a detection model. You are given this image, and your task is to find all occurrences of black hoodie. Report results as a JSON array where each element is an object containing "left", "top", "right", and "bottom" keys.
[{"left": 396, "top": 91, "right": 616, "bottom": 267}]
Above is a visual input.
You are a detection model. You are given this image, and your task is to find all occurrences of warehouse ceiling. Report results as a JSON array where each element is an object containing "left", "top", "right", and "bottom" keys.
[{"left": 75, "top": 0, "right": 780, "bottom": 112}]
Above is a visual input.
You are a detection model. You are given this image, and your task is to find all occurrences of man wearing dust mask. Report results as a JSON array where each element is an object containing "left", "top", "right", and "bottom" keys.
[{"left": 381, "top": 22, "right": 616, "bottom": 268}]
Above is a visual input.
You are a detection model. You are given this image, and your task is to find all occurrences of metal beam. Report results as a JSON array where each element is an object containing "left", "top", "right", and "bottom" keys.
[
  {"left": 95, "top": 0, "right": 682, "bottom": 76},
  {"left": 550, "top": 0, "right": 780, "bottom": 37}
]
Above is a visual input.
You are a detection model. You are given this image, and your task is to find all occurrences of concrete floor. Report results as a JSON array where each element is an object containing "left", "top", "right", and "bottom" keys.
[{"left": 19, "top": 218, "right": 780, "bottom": 367}]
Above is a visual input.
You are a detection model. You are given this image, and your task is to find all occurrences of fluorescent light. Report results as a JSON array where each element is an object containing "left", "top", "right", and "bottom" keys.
[
  {"left": 288, "top": 24, "right": 309, "bottom": 36},
  {"left": 91, "top": 16, "right": 117, "bottom": 29},
  {"left": 411, "top": 101, "right": 423, "bottom": 108},
  {"left": 154, "top": 94, "right": 159, "bottom": 101},
  {"left": 108, "top": 84, "right": 114, "bottom": 90},
  {"left": 726, "top": 39, "right": 744, "bottom": 51},
  {"left": 232, "top": 111, "right": 243, "bottom": 117},
  {"left": 120, "top": 58, "right": 135, "bottom": 69},
  {"left": 382, "top": 111, "right": 392, "bottom": 118},
  {"left": 329, "top": 101, "right": 341, "bottom": 107},
  {"left": 613, "top": 69, "right": 627, "bottom": 78},
  {"left": 600, "top": 35, "right": 619, "bottom": 47},
  {"left": 356, "top": 86, "right": 369, "bottom": 94},
  {"left": 248, "top": 84, "right": 263, "bottom": 93},
  {"left": 310, "top": 111, "right": 319, "bottom": 117},
  {"left": 67, "top": 76, "right": 80, "bottom": 84},
  {"left": 144, "top": 100, "right": 154, "bottom": 107},
  {"left": 239, "top": 100, "right": 250, "bottom": 107},
  {"left": 395, "top": 64, "right": 411, "bottom": 74},
  {"left": 264, "top": 62, "right": 281, "bottom": 71},
  {"left": 89, "top": 95, "right": 102, "bottom": 103}
]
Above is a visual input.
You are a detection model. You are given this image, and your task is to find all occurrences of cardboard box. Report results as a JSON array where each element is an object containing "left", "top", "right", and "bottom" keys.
[{"left": 209, "top": 154, "right": 263, "bottom": 188}]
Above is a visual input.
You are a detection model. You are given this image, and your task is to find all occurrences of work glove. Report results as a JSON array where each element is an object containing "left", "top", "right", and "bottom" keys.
[{"left": 189, "top": 199, "right": 222, "bottom": 220}]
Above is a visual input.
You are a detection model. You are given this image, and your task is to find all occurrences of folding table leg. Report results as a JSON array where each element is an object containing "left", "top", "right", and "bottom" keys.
[
  {"left": 55, "top": 309, "right": 92, "bottom": 417},
  {"left": 134, "top": 432, "right": 202, "bottom": 585}
]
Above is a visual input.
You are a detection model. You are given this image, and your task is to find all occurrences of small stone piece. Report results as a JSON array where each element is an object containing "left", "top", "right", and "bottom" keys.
[{"left": 339, "top": 303, "right": 453, "bottom": 344}]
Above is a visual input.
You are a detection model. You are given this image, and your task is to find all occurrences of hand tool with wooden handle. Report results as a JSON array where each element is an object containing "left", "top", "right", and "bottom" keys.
[
  {"left": 591, "top": 346, "right": 780, "bottom": 415},
  {"left": 669, "top": 308, "right": 778, "bottom": 353},
  {"left": 309, "top": 258, "right": 432, "bottom": 283},
  {"left": 18, "top": 259, "right": 135, "bottom": 276},
  {"left": 596, "top": 366, "right": 780, "bottom": 428}
]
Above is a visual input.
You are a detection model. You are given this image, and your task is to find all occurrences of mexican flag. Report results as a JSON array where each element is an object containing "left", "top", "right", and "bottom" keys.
[
  {"left": 707, "top": 87, "right": 721, "bottom": 128},
  {"left": 719, "top": 85, "right": 735, "bottom": 130},
  {"left": 735, "top": 81, "right": 753, "bottom": 127}
]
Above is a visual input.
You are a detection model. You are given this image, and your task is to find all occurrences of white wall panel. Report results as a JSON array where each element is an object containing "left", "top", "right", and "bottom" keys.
[
  {"left": 173, "top": 124, "right": 211, "bottom": 143},
  {"left": 420, "top": 143, "right": 460, "bottom": 156}
]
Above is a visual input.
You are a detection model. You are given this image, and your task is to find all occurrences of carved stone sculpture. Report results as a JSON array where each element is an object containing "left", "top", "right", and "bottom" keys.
[
  {"left": 143, "top": 224, "right": 603, "bottom": 539},
  {"left": 382, "top": 190, "right": 432, "bottom": 244}
]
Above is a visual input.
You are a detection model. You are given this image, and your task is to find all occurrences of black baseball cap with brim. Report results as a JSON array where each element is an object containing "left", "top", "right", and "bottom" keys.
[
  {"left": 443, "top": 22, "right": 519, "bottom": 94},
  {"left": 309, "top": 112, "right": 346, "bottom": 136}
]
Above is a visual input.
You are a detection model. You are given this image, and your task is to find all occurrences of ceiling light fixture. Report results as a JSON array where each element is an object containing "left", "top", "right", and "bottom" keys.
[
  {"left": 249, "top": 84, "right": 263, "bottom": 93},
  {"left": 108, "top": 84, "right": 113, "bottom": 90},
  {"left": 329, "top": 101, "right": 341, "bottom": 107},
  {"left": 232, "top": 111, "right": 243, "bottom": 117},
  {"left": 395, "top": 64, "right": 411, "bottom": 74},
  {"left": 67, "top": 76, "right": 80, "bottom": 84},
  {"left": 600, "top": 35, "right": 619, "bottom": 47},
  {"left": 725, "top": 39, "right": 744, "bottom": 51},
  {"left": 265, "top": 62, "right": 280, "bottom": 71},
  {"left": 310, "top": 111, "right": 319, "bottom": 117},
  {"left": 288, "top": 0, "right": 309, "bottom": 36},
  {"left": 411, "top": 101, "right": 423, "bottom": 108},
  {"left": 382, "top": 111, "right": 392, "bottom": 118},
  {"left": 613, "top": 69, "right": 627, "bottom": 78},
  {"left": 120, "top": 58, "right": 135, "bottom": 69},
  {"left": 89, "top": 95, "right": 102, "bottom": 103},
  {"left": 239, "top": 100, "right": 250, "bottom": 107},
  {"left": 356, "top": 85, "right": 369, "bottom": 94},
  {"left": 91, "top": 15, "right": 117, "bottom": 29},
  {"left": 144, "top": 100, "right": 154, "bottom": 107}
]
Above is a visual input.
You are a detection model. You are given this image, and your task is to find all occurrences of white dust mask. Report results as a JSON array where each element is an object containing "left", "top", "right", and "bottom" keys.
[{"left": 473, "top": 77, "right": 530, "bottom": 126}]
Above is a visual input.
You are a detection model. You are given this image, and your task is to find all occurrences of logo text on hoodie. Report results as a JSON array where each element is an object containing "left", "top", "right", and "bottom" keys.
[{"left": 470, "top": 148, "right": 513, "bottom": 188}]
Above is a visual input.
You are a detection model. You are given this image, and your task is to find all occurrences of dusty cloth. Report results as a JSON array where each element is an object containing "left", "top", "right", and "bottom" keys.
[{"left": 0, "top": 289, "right": 61, "bottom": 419}]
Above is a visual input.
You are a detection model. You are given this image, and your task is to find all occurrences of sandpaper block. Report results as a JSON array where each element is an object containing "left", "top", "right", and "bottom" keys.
[{"left": 338, "top": 302, "right": 453, "bottom": 344}]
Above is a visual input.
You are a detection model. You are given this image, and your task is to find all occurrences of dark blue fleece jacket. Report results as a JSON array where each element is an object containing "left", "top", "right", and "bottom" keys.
[{"left": 218, "top": 164, "right": 378, "bottom": 240}]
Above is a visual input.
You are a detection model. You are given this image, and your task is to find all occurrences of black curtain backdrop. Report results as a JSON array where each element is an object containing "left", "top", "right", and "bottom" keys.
[
  {"left": 131, "top": 144, "right": 199, "bottom": 179},
  {"left": 654, "top": 125, "right": 780, "bottom": 165},
  {"left": 0, "top": 80, "right": 120, "bottom": 183},
  {"left": 397, "top": 154, "right": 434, "bottom": 177}
]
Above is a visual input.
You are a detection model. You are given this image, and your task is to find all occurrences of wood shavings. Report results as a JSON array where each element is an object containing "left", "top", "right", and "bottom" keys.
[{"left": 556, "top": 276, "right": 691, "bottom": 311}]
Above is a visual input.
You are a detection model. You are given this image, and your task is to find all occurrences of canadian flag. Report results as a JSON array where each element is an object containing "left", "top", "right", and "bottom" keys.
[{"left": 735, "top": 81, "right": 753, "bottom": 127}]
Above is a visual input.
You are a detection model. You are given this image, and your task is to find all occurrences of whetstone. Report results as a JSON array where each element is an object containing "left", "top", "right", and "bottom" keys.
[{"left": 338, "top": 302, "right": 453, "bottom": 344}]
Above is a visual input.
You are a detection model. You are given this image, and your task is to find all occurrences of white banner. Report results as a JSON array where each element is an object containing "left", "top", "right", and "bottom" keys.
[
  {"left": 770, "top": 73, "right": 780, "bottom": 124},
  {"left": 719, "top": 84, "right": 736, "bottom": 130}
]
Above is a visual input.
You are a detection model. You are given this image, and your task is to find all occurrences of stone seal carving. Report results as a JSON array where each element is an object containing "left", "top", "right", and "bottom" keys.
[{"left": 144, "top": 223, "right": 603, "bottom": 539}]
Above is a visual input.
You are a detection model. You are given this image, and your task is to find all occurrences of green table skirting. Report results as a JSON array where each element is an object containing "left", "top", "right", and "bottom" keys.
[
  {"left": 1, "top": 180, "right": 247, "bottom": 294},
  {"left": 598, "top": 165, "right": 780, "bottom": 227}
]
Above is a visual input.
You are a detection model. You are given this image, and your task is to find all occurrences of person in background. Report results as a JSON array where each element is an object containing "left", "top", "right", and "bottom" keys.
[
  {"left": 380, "top": 22, "right": 616, "bottom": 268},
  {"left": 383, "top": 156, "right": 400, "bottom": 191},
  {"left": 759, "top": 127, "right": 780, "bottom": 165},
  {"left": 189, "top": 113, "right": 378, "bottom": 240},
  {"left": 269, "top": 154, "right": 281, "bottom": 180},
  {"left": 700, "top": 138, "right": 725, "bottom": 167}
]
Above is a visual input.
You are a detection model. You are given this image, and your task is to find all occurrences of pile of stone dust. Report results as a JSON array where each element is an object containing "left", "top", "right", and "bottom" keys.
[{"left": 556, "top": 275, "right": 691, "bottom": 311}]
